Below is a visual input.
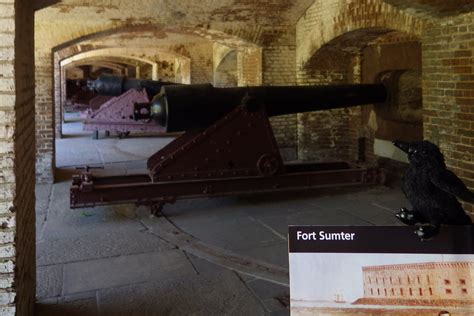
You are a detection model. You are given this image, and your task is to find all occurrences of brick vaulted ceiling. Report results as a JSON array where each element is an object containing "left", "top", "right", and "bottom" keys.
[
  {"left": 35, "top": 0, "right": 316, "bottom": 50},
  {"left": 36, "top": 0, "right": 316, "bottom": 25},
  {"left": 383, "top": 0, "right": 474, "bottom": 18},
  {"left": 35, "top": 1, "right": 474, "bottom": 50},
  {"left": 37, "top": 0, "right": 474, "bottom": 24}
]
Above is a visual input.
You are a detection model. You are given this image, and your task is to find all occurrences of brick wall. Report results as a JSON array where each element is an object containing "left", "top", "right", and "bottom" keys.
[
  {"left": 156, "top": 57, "right": 179, "bottom": 82},
  {"left": 422, "top": 12, "right": 474, "bottom": 214},
  {"left": 139, "top": 64, "right": 153, "bottom": 80},
  {"left": 187, "top": 43, "right": 214, "bottom": 84},
  {"left": 0, "top": 1, "right": 36, "bottom": 314},
  {"left": 262, "top": 44, "right": 298, "bottom": 160},
  {"left": 296, "top": 68, "right": 359, "bottom": 162}
]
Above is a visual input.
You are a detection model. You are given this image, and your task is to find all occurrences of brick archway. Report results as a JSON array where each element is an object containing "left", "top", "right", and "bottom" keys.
[
  {"left": 54, "top": 46, "right": 192, "bottom": 145},
  {"left": 35, "top": 25, "right": 262, "bottom": 183},
  {"left": 296, "top": 0, "right": 423, "bottom": 70},
  {"left": 214, "top": 50, "right": 238, "bottom": 87},
  {"left": 296, "top": 3, "right": 423, "bottom": 163}
]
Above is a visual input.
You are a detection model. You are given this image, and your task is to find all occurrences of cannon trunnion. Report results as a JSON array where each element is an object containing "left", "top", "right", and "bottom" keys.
[{"left": 71, "top": 83, "right": 387, "bottom": 213}]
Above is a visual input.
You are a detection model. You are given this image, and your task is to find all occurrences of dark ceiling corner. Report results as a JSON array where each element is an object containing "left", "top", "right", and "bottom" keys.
[{"left": 34, "top": 0, "right": 61, "bottom": 11}]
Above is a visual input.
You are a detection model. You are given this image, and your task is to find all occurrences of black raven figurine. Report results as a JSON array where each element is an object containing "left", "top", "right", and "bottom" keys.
[{"left": 393, "top": 140, "right": 473, "bottom": 240}]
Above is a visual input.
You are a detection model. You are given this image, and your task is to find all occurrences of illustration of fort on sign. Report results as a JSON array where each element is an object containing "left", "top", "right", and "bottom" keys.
[{"left": 355, "top": 262, "right": 474, "bottom": 306}]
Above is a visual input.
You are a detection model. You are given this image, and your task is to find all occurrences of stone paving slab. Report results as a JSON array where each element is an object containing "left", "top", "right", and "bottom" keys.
[
  {"left": 37, "top": 229, "right": 173, "bottom": 266},
  {"left": 37, "top": 264, "right": 63, "bottom": 299},
  {"left": 161, "top": 196, "right": 249, "bottom": 220},
  {"left": 38, "top": 290, "right": 97, "bottom": 305},
  {"left": 96, "top": 270, "right": 266, "bottom": 316},
  {"left": 138, "top": 214, "right": 289, "bottom": 286},
  {"left": 62, "top": 249, "right": 195, "bottom": 295},
  {"left": 40, "top": 210, "right": 145, "bottom": 241},
  {"left": 185, "top": 253, "right": 228, "bottom": 276},
  {"left": 372, "top": 193, "right": 410, "bottom": 212},
  {"left": 167, "top": 212, "right": 284, "bottom": 251},
  {"left": 36, "top": 184, "right": 53, "bottom": 237},
  {"left": 247, "top": 278, "right": 290, "bottom": 313},
  {"left": 247, "top": 278, "right": 289, "bottom": 301},
  {"left": 40, "top": 182, "right": 146, "bottom": 241},
  {"left": 56, "top": 138, "right": 103, "bottom": 167},
  {"left": 36, "top": 211, "right": 47, "bottom": 242},
  {"left": 35, "top": 184, "right": 52, "bottom": 215},
  {"left": 237, "top": 241, "right": 289, "bottom": 269},
  {"left": 337, "top": 205, "right": 402, "bottom": 225},
  {"left": 268, "top": 309, "right": 289, "bottom": 316},
  {"left": 57, "top": 119, "right": 174, "bottom": 167},
  {"left": 248, "top": 207, "right": 372, "bottom": 239},
  {"left": 171, "top": 254, "right": 288, "bottom": 314},
  {"left": 36, "top": 297, "right": 98, "bottom": 316}
]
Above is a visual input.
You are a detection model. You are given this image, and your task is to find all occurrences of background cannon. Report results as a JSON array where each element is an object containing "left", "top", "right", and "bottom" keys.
[
  {"left": 71, "top": 83, "right": 388, "bottom": 212},
  {"left": 65, "top": 78, "right": 97, "bottom": 112},
  {"left": 87, "top": 74, "right": 179, "bottom": 97},
  {"left": 82, "top": 74, "right": 179, "bottom": 138}
]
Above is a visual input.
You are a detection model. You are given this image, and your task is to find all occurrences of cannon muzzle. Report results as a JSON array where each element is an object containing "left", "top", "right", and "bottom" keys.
[
  {"left": 134, "top": 84, "right": 387, "bottom": 132},
  {"left": 87, "top": 74, "right": 178, "bottom": 97}
]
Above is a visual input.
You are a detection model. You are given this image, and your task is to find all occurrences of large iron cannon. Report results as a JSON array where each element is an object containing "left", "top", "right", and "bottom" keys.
[
  {"left": 71, "top": 83, "right": 388, "bottom": 213},
  {"left": 87, "top": 74, "right": 178, "bottom": 97},
  {"left": 135, "top": 83, "right": 386, "bottom": 132}
]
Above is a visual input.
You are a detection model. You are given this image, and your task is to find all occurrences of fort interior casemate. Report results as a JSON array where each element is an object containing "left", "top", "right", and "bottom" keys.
[{"left": 0, "top": 0, "right": 473, "bottom": 315}]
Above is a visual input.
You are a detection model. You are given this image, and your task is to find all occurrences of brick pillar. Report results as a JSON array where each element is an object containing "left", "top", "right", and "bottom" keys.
[
  {"left": 53, "top": 55, "right": 63, "bottom": 139},
  {"left": 35, "top": 50, "right": 55, "bottom": 183},
  {"left": 189, "top": 43, "right": 213, "bottom": 84},
  {"left": 237, "top": 48, "right": 262, "bottom": 86},
  {"left": 0, "top": 1, "right": 36, "bottom": 315},
  {"left": 60, "top": 66, "right": 66, "bottom": 137}
]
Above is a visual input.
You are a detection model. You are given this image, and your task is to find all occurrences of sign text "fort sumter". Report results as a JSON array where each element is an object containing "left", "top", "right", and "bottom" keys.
[{"left": 296, "top": 230, "right": 356, "bottom": 241}]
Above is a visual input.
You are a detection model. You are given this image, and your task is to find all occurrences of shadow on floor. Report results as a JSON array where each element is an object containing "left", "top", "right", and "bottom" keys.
[{"left": 36, "top": 300, "right": 98, "bottom": 316}]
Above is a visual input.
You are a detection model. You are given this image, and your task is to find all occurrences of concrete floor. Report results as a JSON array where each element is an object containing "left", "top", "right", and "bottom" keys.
[{"left": 35, "top": 115, "right": 407, "bottom": 315}]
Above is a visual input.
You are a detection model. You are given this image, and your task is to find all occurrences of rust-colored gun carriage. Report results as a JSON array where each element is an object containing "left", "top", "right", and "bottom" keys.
[
  {"left": 71, "top": 83, "right": 387, "bottom": 214},
  {"left": 83, "top": 75, "right": 179, "bottom": 138}
]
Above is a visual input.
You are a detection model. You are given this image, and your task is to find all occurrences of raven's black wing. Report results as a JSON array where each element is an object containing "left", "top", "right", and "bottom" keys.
[{"left": 431, "top": 169, "right": 474, "bottom": 202}]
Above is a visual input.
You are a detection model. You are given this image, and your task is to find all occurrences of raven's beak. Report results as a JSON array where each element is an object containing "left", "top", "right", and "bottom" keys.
[{"left": 393, "top": 140, "right": 411, "bottom": 154}]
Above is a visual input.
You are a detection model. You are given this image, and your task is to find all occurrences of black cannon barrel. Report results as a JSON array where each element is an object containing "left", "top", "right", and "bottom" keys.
[
  {"left": 87, "top": 74, "right": 178, "bottom": 97},
  {"left": 138, "top": 83, "right": 387, "bottom": 132}
]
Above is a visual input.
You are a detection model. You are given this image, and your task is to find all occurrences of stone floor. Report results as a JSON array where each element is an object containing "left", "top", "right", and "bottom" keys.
[
  {"left": 56, "top": 112, "right": 175, "bottom": 168},
  {"left": 35, "top": 115, "right": 408, "bottom": 315}
]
